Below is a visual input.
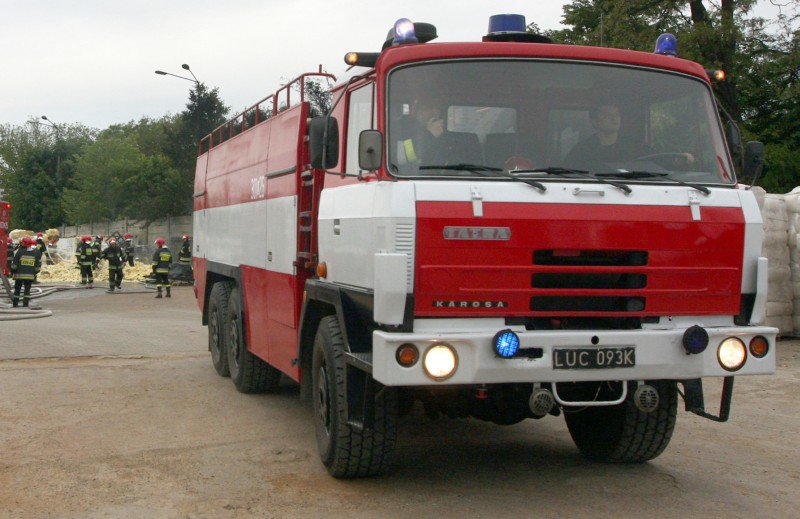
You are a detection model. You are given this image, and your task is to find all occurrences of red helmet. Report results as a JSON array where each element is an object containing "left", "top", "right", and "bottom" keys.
[
  {"left": 20, "top": 237, "right": 32, "bottom": 247},
  {"left": 82, "top": 235, "right": 92, "bottom": 243},
  {"left": 108, "top": 238, "right": 117, "bottom": 245},
  {"left": 182, "top": 234, "right": 190, "bottom": 240},
  {"left": 124, "top": 233, "right": 132, "bottom": 239},
  {"left": 37, "top": 232, "right": 44, "bottom": 237},
  {"left": 6, "top": 237, "right": 12, "bottom": 244},
  {"left": 96, "top": 234, "right": 104, "bottom": 240},
  {"left": 155, "top": 238, "right": 166, "bottom": 247}
]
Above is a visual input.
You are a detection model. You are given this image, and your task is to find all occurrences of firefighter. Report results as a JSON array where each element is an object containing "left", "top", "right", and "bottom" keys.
[
  {"left": 90, "top": 234, "right": 103, "bottom": 269},
  {"left": 9, "top": 237, "right": 40, "bottom": 307},
  {"left": 33, "top": 233, "right": 48, "bottom": 277},
  {"left": 101, "top": 238, "right": 126, "bottom": 292},
  {"left": 178, "top": 235, "right": 192, "bottom": 265},
  {"left": 152, "top": 237, "right": 172, "bottom": 298},
  {"left": 6, "top": 237, "right": 13, "bottom": 272},
  {"left": 75, "top": 235, "right": 96, "bottom": 288},
  {"left": 122, "top": 233, "right": 135, "bottom": 266}
]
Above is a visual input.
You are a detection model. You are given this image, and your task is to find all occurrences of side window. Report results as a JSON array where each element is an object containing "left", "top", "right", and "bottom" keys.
[{"left": 345, "top": 84, "right": 375, "bottom": 173}]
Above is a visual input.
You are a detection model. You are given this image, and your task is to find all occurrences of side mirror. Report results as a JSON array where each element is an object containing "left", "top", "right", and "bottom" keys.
[
  {"left": 309, "top": 116, "right": 339, "bottom": 169},
  {"left": 726, "top": 120, "right": 742, "bottom": 161},
  {"left": 358, "top": 130, "right": 383, "bottom": 172},
  {"left": 743, "top": 141, "right": 765, "bottom": 183}
]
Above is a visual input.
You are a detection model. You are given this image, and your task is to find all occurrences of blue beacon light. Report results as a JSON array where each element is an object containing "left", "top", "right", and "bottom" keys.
[
  {"left": 393, "top": 18, "right": 418, "bottom": 45},
  {"left": 487, "top": 14, "right": 527, "bottom": 34},
  {"left": 493, "top": 329, "right": 521, "bottom": 358},
  {"left": 654, "top": 33, "right": 678, "bottom": 56}
]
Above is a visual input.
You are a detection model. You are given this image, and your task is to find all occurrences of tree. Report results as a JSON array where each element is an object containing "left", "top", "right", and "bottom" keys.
[
  {"left": 162, "top": 82, "right": 229, "bottom": 214},
  {"left": 0, "top": 122, "right": 95, "bottom": 230}
]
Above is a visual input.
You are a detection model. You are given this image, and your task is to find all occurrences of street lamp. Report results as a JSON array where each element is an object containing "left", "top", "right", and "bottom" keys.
[
  {"left": 155, "top": 64, "right": 201, "bottom": 85},
  {"left": 40, "top": 115, "right": 61, "bottom": 131},
  {"left": 182, "top": 64, "right": 200, "bottom": 84},
  {"left": 40, "top": 116, "right": 62, "bottom": 185}
]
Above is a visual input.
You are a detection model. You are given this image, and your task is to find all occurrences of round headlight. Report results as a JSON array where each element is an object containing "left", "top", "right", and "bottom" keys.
[
  {"left": 718, "top": 337, "right": 747, "bottom": 371},
  {"left": 423, "top": 343, "right": 458, "bottom": 381}
]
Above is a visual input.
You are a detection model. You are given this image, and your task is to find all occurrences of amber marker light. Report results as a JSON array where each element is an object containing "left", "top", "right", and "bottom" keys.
[
  {"left": 749, "top": 336, "right": 769, "bottom": 358},
  {"left": 396, "top": 343, "right": 419, "bottom": 367},
  {"left": 316, "top": 261, "right": 327, "bottom": 278}
]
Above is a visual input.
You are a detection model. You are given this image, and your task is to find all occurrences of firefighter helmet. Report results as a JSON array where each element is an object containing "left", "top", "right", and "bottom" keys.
[
  {"left": 124, "top": 233, "right": 132, "bottom": 239},
  {"left": 155, "top": 238, "right": 166, "bottom": 247},
  {"left": 108, "top": 238, "right": 117, "bottom": 245},
  {"left": 82, "top": 235, "right": 92, "bottom": 243},
  {"left": 182, "top": 234, "right": 190, "bottom": 241},
  {"left": 20, "top": 237, "right": 32, "bottom": 247},
  {"left": 96, "top": 234, "right": 104, "bottom": 240}
]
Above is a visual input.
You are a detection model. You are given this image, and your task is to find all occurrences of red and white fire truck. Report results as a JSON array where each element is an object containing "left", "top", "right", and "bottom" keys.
[
  {"left": 1, "top": 199, "right": 10, "bottom": 276},
  {"left": 193, "top": 15, "right": 776, "bottom": 477}
]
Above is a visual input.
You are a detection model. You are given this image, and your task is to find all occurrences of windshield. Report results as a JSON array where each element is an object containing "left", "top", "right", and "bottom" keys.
[{"left": 386, "top": 60, "right": 734, "bottom": 184}]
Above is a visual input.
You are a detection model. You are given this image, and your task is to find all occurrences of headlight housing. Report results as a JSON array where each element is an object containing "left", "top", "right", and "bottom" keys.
[
  {"left": 423, "top": 343, "right": 458, "bottom": 381},
  {"left": 718, "top": 337, "right": 747, "bottom": 371}
]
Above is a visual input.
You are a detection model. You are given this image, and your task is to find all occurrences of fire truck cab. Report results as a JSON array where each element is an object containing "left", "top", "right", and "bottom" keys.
[{"left": 193, "top": 15, "right": 776, "bottom": 478}]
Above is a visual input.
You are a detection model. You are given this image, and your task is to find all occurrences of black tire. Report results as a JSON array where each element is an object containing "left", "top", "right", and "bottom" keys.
[
  {"left": 208, "top": 282, "right": 232, "bottom": 377},
  {"left": 225, "top": 286, "right": 281, "bottom": 393},
  {"left": 312, "top": 315, "right": 398, "bottom": 478},
  {"left": 564, "top": 380, "right": 677, "bottom": 463}
]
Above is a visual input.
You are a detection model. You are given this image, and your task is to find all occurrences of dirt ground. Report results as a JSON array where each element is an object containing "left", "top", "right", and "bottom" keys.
[{"left": 1, "top": 283, "right": 798, "bottom": 518}]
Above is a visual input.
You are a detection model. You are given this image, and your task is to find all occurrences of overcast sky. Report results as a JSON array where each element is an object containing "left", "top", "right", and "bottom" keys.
[{"left": 0, "top": 1, "right": 791, "bottom": 131}]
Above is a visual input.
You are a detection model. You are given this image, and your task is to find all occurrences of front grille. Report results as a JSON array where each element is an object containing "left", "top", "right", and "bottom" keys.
[
  {"left": 530, "top": 295, "right": 646, "bottom": 312},
  {"left": 531, "top": 249, "right": 648, "bottom": 314},
  {"left": 533, "top": 249, "right": 648, "bottom": 266}
]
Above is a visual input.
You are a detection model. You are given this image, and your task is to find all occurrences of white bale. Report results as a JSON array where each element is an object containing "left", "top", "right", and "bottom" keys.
[
  {"left": 765, "top": 314, "right": 793, "bottom": 336},
  {"left": 752, "top": 186, "right": 767, "bottom": 210},
  {"left": 766, "top": 301, "right": 794, "bottom": 317}
]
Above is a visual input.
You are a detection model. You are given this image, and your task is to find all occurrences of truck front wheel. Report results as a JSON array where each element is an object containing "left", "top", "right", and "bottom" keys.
[
  {"left": 312, "top": 315, "right": 397, "bottom": 478},
  {"left": 564, "top": 380, "right": 677, "bottom": 463}
]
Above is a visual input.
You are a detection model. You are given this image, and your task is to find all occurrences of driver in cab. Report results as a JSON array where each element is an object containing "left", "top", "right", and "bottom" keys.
[{"left": 563, "top": 100, "right": 694, "bottom": 171}]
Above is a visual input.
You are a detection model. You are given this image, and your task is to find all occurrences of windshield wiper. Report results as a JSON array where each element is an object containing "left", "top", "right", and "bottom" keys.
[
  {"left": 595, "top": 171, "right": 711, "bottom": 195},
  {"left": 510, "top": 167, "right": 632, "bottom": 195},
  {"left": 420, "top": 163, "right": 546, "bottom": 192}
]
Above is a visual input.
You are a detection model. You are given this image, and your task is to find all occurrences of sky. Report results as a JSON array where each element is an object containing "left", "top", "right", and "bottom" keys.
[{"left": 0, "top": 0, "right": 792, "bottom": 131}]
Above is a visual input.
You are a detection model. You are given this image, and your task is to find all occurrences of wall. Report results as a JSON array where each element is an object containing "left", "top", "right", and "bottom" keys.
[{"left": 56, "top": 214, "right": 192, "bottom": 263}]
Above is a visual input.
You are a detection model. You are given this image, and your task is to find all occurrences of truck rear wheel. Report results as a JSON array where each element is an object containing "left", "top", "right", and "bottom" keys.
[
  {"left": 564, "top": 380, "right": 677, "bottom": 463},
  {"left": 312, "top": 316, "right": 397, "bottom": 478},
  {"left": 225, "top": 286, "right": 281, "bottom": 393},
  {"left": 208, "top": 281, "right": 232, "bottom": 377}
]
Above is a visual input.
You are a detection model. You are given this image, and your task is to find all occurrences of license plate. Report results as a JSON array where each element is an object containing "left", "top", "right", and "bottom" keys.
[{"left": 553, "top": 347, "right": 635, "bottom": 369}]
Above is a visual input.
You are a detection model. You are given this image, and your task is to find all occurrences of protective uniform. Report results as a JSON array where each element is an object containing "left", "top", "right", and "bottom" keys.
[
  {"left": 5, "top": 237, "right": 13, "bottom": 272},
  {"left": 101, "top": 239, "right": 126, "bottom": 291},
  {"left": 151, "top": 238, "right": 172, "bottom": 298},
  {"left": 123, "top": 233, "right": 135, "bottom": 266},
  {"left": 90, "top": 234, "right": 103, "bottom": 269},
  {"left": 178, "top": 235, "right": 192, "bottom": 264},
  {"left": 75, "top": 236, "right": 96, "bottom": 287},
  {"left": 10, "top": 237, "right": 40, "bottom": 307}
]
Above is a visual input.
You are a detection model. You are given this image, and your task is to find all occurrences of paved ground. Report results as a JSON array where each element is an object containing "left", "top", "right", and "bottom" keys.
[{"left": 1, "top": 283, "right": 798, "bottom": 518}]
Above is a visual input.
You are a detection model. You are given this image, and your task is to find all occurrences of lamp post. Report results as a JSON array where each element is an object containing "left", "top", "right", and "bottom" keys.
[
  {"left": 40, "top": 115, "right": 62, "bottom": 185},
  {"left": 155, "top": 64, "right": 201, "bottom": 85}
]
